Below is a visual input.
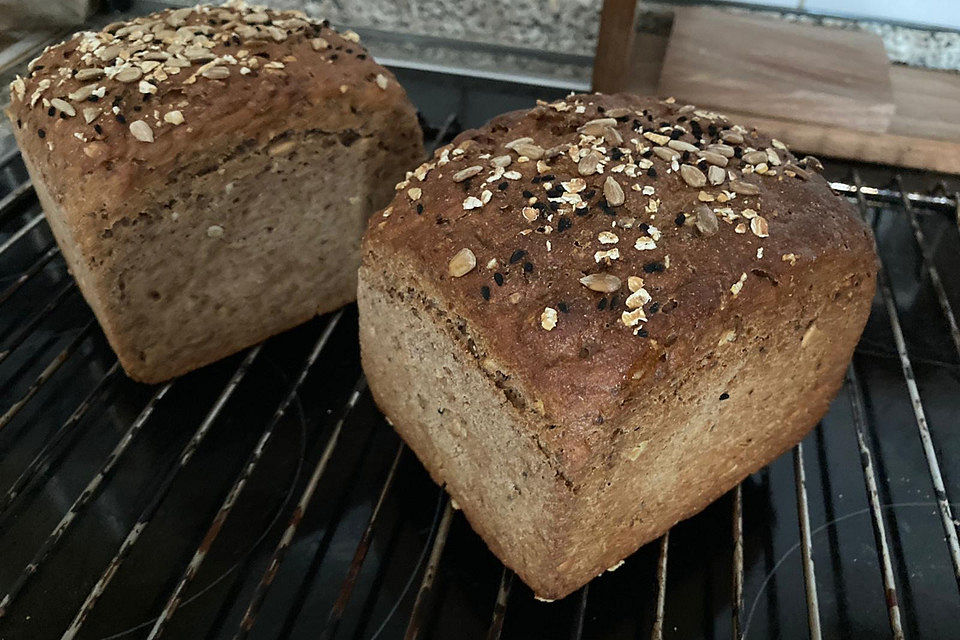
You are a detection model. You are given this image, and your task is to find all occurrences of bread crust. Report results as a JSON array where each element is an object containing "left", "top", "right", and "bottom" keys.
[
  {"left": 7, "top": 2, "right": 424, "bottom": 381},
  {"left": 360, "top": 93, "right": 876, "bottom": 598}
]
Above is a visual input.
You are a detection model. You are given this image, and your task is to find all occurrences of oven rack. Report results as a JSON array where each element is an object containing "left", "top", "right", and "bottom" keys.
[{"left": 0, "top": 74, "right": 959, "bottom": 639}]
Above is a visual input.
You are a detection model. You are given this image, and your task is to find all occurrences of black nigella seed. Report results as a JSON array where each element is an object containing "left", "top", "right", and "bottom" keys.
[
  {"left": 597, "top": 106, "right": 605, "bottom": 113},
  {"left": 639, "top": 222, "right": 650, "bottom": 233},
  {"left": 643, "top": 261, "right": 665, "bottom": 273},
  {"left": 416, "top": 204, "right": 424, "bottom": 214},
  {"left": 557, "top": 302, "right": 569, "bottom": 313},
  {"left": 649, "top": 302, "right": 661, "bottom": 313},
  {"left": 541, "top": 174, "right": 555, "bottom": 181},
  {"left": 719, "top": 392, "right": 730, "bottom": 400},
  {"left": 637, "top": 328, "right": 649, "bottom": 337},
  {"left": 548, "top": 202, "right": 560, "bottom": 212},
  {"left": 575, "top": 207, "right": 588, "bottom": 217},
  {"left": 533, "top": 202, "right": 547, "bottom": 212},
  {"left": 523, "top": 261, "right": 534, "bottom": 273},
  {"left": 498, "top": 181, "right": 508, "bottom": 191},
  {"left": 357, "top": 54, "right": 367, "bottom": 60},
  {"left": 509, "top": 249, "right": 526, "bottom": 264},
  {"left": 531, "top": 176, "right": 542, "bottom": 184},
  {"left": 494, "top": 272, "right": 504, "bottom": 286},
  {"left": 37, "top": 128, "right": 45, "bottom": 138},
  {"left": 132, "top": 105, "right": 142, "bottom": 112},
  {"left": 597, "top": 298, "right": 607, "bottom": 310},
  {"left": 678, "top": 116, "right": 687, "bottom": 122},
  {"left": 87, "top": 95, "right": 99, "bottom": 102},
  {"left": 582, "top": 189, "right": 596, "bottom": 200},
  {"left": 522, "top": 190, "right": 534, "bottom": 198},
  {"left": 480, "top": 286, "right": 491, "bottom": 301},
  {"left": 116, "top": 114, "right": 126, "bottom": 123},
  {"left": 546, "top": 185, "right": 562, "bottom": 198},
  {"left": 557, "top": 217, "right": 572, "bottom": 232},
  {"left": 610, "top": 148, "right": 623, "bottom": 160},
  {"left": 681, "top": 151, "right": 690, "bottom": 161},
  {"left": 675, "top": 213, "right": 686, "bottom": 226},
  {"left": 670, "top": 129, "right": 683, "bottom": 140},
  {"left": 93, "top": 124, "right": 102, "bottom": 134},
  {"left": 609, "top": 295, "right": 620, "bottom": 309},
  {"left": 734, "top": 147, "right": 743, "bottom": 159},
  {"left": 708, "top": 124, "right": 719, "bottom": 136},
  {"left": 616, "top": 115, "right": 629, "bottom": 123},
  {"left": 599, "top": 200, "right": 613, "bottom": 216},
  {"left": 647, "top": 167, "right": 657, "bottom": 178},
  {"left": 47, "top": 106, "right": 55, "bottom": 116}
]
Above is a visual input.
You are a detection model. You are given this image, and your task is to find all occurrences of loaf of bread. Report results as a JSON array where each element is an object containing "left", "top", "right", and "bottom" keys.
[
  {"left": 359, "top": 93, "right": 876, "bottom": 599},
  {"left": 6, "top": 2, "right": 423, "bottom": 382}
]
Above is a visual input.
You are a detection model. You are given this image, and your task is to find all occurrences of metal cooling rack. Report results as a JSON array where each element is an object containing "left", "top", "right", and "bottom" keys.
[{"left": 0, "top": 66, "right": 959, "bottom": 640}]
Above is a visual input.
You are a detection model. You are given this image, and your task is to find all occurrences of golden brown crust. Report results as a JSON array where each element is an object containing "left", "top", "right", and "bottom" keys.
[
  {"left": 364, "top": 93, "right": 877, "bottom": 436},
  {"left": 6, "top": 1, "right": 414, "bottom": 229}
]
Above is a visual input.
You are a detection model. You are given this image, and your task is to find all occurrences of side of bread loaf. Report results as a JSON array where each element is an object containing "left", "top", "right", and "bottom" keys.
[
  {"left": 7, "top": 3, "right": 423, "bottom": 382},
  {"left": 359, "top": 93, "right": 876, "bottom": 598}
]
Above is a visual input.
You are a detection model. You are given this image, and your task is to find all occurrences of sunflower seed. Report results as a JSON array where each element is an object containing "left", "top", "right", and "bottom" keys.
[
  {"left": 75, "top": 68, "right": 105, "bottom": 81},
  {"left": 96, "top": 44, "right": 121, "bottom": 61},
  {"left": 207, "top": 225, "right": 225, "bottom": 238},
  {"left": 490, "top": 155, "right": 512, "bottom": 168},
  {"left": 783, "top": 163, "right": 810, "bottom": 180},
  {"left": 771, "top": 138, "right": 787, "bottom": 151},
  {"left": 668, "top": 139, "right": 698, "bottom": 153},
  {"left": 129, "top": 120, "right": 154, "bottom": 142},
  {"left": 720, "top": 130, "right": 743, "bottom": 144},
  {"left": 695, "top": 204, "right": 719, "bottom": 235},
  {"left": 578, "top": 151, "right": 602, "bottom": 175},
  {"left": 604, "top": 176, "right": 625, "bottom": 206},
  {"left": 579, "top": 273, "right": 621, "bottom": 292},
  {"left": 375, "top": 74, "right": 389, "bottom": 90},
  {"left": 579, "top": 118, "right": 617, "bottom": 135},
  {"left": 680, "top": 164, "right": 707, "bottom": 188},
  {"left": 453, "top": 166, "right": 483, "bottom": 182},
  {"left": 244, "top": 12, "right": 269, "bottom": 23},
  {"left": 513, "top": 142, "right": 544, "bottom": 160},
  {"left": 653, "top": 146, "right": 680, "bottom": 162},
  {"left": 449, "top": 248, "right": 477, "bottom": 277},
  {"left": 504, "top": 137, "right": 533, "bottom": 151},
  {"left": 50, "top": 98, "right": 75, "bottom": 117},
  {"left": 83, "top": 107, "right": 100, "bottom": 123},
  {"left": 729, "top": 180, "right": 760, "bottom": 195},
  {"left": 765, "top": 148, "right": 781, "bottom": 165},
  {"left": 707, "top": 143, "right": 735, "bottom": 158},
  {"left": 699, "top": 151, "right": 728, "bottom": 167},
  {"left": 707, "top": 165, "right": 726, "bottom": 186},
  {"left": 201, "top": 66, "right": 230, "bottom": 79},
  {"left": 115, "top": 66, "right": 143, "bottom": 82},
  {"left": 742, "top": 151, "right": 767, "bottom": 165}
]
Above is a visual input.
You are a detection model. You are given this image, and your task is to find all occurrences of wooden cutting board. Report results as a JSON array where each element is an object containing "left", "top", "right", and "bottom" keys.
[{"left": 658, "top": 7, "right": 896, "bottom": 133}]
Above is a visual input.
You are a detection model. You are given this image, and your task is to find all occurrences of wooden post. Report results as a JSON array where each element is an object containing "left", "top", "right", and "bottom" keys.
[{"left": 592, "top": 0, "right": 639, "bottom": 94}]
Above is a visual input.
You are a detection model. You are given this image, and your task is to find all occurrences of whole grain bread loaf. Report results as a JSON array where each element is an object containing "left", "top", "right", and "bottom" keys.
[
  {"left": 358, "top": 93, "right": 876, "bottom": 599},
  {"left": 6, "top": 2, "right": 423, "bottom": 382}
]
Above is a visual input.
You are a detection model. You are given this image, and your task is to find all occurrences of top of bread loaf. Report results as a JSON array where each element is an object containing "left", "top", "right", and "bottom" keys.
[
  {"left": 365, "top": 93, "right": 875, "bottom": 435},
  {"left": 6, "top": 1, "right": 416, "bottom": 223}
]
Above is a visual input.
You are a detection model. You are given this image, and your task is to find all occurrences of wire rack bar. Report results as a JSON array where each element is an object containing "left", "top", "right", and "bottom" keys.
[
  {"left": 0, "top": 148, "right": 21, "bottom": 170},
  {"left": 894, "top": 176, "right": 960, "bottom": 359},
  {"left": 845, "top": 365, "right": 905, "bottom": 639},
  {"left": 650, "top": 532, "right": 669, "bottom": 640},
  {"left": 793, "top": 442, "right": 822, "bottom": 640},
  {"left": 60, "top": 345, "right": 262, "bottom": 640},
  {"left": 320, "top": 440, "right": 406, "bottom": 640},
  {"left": 0, "top": 280, "right": 76, "bottom": 367},
  {"left": 0, "top": 380, "right": 173, "bottom": 619},
  {"left": 234, "top": 374, "right": 368, "bottom": 640},
  {"left": 0, "top": 211, "right": 43, "bottom": 258},
  {"left": 0, "top": 243, "right": 59, "bottom": 307},
  {"left": 485, "top": 568, "right": 514, "bottom": 640},
  {"left": 146, "top": 311, "right": 343, "bottom": 640},
  {"left": 0, "top": 181, "right": 36, "bottom": 223},
  {"left": 732, "top": 485, "right": 744, "bottom": 640},
  {"left": 853, "top": 170, "right": 960, "bottom": 594},
  {"left": 0, "top": 361, "right": 119, "bottom": 519},
  {"left": 829, "top": 181, "right": 954, "bottom": 212},
  {"left": 402, "top": 498, "right": 455, "bottom": 640},
  {"left": 0, "top": 317, "right": 93, "bottom": 433},
  {"left": 570, "top": 584, "right": 589, "bottom": 640}
]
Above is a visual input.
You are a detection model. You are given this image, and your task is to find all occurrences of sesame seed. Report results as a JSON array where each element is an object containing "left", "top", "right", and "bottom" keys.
[
  {"left": 449, "top": 248, "right": 477, "bottom": 277},
  {"left": 579, "top": 273, "right": 621, "bottom": 292}
]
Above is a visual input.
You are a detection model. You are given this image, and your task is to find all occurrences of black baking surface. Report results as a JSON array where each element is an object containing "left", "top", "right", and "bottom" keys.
[{"left": 0, "top": 66, "right": 958, "bottom": 640}]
